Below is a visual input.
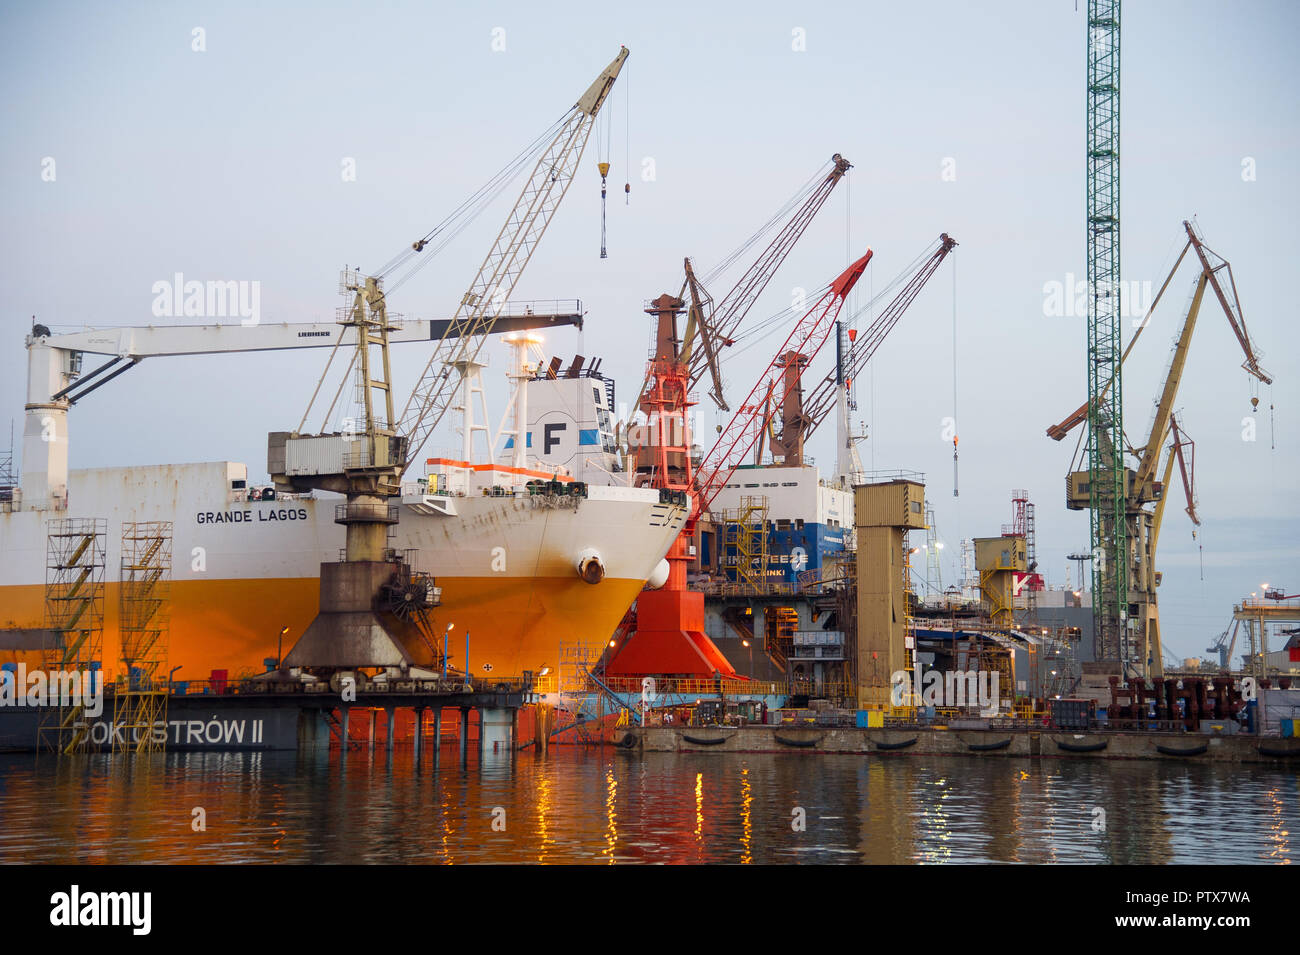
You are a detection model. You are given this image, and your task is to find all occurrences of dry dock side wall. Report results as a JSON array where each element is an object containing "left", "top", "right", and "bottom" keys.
[{"left": 624, "top": 725, "right": 1300, "bottom": 765}]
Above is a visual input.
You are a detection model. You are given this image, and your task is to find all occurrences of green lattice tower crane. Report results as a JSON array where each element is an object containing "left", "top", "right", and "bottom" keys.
[{"left": 1086, "top": 1, "right": 1128, "bottom": 669}]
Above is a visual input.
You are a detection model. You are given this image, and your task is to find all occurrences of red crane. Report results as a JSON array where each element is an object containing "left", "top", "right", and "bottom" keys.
[
  {"left": 670, "top": 153, "right": 852, "bottom": 412},
  {"left": 606, "top": 250, "right": 873, "bottom": 678},
  {"left": 784, "top": 234, "right": 958, "bottom": 465}
]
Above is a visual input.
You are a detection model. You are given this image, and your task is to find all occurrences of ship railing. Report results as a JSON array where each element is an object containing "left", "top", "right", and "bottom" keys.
[
  {"left": 784, "top": 680, "right": 856, "bottom": 703},
  {"left": 693, "top": 580, "right": 799, "bottom": 598},
  {"left": 168, "top": 675, "right": 540, "bottom": 697},
  {"left": 229, "top": 488, "right": 312, "bottom": 505},
  {"left": 848, "top": 468, "right": 926, "bottom": 485},
  {"left": 334, "top": 502, "right": 400, "bottom": 524},
  {"left": 1239, "top": 596, "right": 1300, "bottom": 611},
  {"left": 597, "top": 676, "right": 784, "bottom": 698},
  {"left": 1087, "top": 717, "right": 1193, "bottom": 734}
]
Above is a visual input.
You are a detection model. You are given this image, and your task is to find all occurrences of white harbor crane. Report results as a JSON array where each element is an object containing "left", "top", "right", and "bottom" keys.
[
  {"left": 265, "top": 47, "right": 629, "bottom": 670},
  {"left": 15, "top": 310, "right": 581, "bottom": 512},
  {"left": 393, "top": 47, "right": 629, "bottom": 473}
]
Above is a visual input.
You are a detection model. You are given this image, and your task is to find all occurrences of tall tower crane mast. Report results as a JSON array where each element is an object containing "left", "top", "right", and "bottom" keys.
[
  {"left": 1085, "top": 0, "right": 1127, "bottom": 671},
  {"left": 397, "top": 47, "right": 628, "bottom": 470}
]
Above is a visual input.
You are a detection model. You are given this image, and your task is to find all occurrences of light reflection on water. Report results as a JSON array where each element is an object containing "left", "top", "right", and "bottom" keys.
[{"left": 0, "top": 748, "right": 1294, "bottom": 864}]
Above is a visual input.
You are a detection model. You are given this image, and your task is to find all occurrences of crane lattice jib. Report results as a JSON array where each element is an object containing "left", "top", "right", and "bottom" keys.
[
  {"left": 799, "top": 234, "right": 956, "bottom": 437},
  {"left": 397, "top": 47, "right": 628, "bottom": 469},
  {"left": 1086, "top": 0, "right": 1126, "bottom": 666},
  {"left": 685, "top": 154, "right": 852, "bottom": 406},
  {"left": 689, "top": 250, "right": 873, "bottom": 531},
  {"left": 1168, "top": 414, "right": 1199, "bottom": 526},
  {"left": 1184, "top": 220, "right": 1272, "bottom": 385}
]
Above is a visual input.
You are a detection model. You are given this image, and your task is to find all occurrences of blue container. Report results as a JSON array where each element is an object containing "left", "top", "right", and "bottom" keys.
[
  {"left": 1245, "top": 700, "right": 1258, "bottom": 734},
  {"left": 855, "top": 710, "right": 868, "bottom": 728},
  {"left": 1282, "top": 718, "right": 1295, "bottom": 738}
]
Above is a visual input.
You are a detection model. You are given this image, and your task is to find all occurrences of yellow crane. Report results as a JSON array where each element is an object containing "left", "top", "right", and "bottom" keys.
[{"left": 1048, "top": 220, "right": 1271, "bottom": 680}]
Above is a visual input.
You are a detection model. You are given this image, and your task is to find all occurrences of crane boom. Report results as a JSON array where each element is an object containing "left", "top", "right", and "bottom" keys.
[
  {"left": 1185, "top": 220, "right": 1271, "bottom": 384},
  {"left": 396, "top": 47, "right": 628, "bottom": 469},
  {"left": 1052, "top": 222, "right": 1273, "bottom": 681},
  {"left": 1047, "top": 220, "right": 1269, "bottom": 443},
  {"left": 681, "top": 154, "right": 852, "bottom": 410},
  {"left": 1168, "top": 414, "right": 1198, "bottom": 526},
  {"left": 798, "top": 234, "right": 957, "bottom": 440},
  {"left": 691, "top": 249, "right": 872, "bottom": 528}
]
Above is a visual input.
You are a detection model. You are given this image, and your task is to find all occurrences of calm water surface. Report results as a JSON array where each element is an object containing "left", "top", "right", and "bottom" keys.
[{"left": 0, "top": 747, "right": 1295, "bottom": 864}]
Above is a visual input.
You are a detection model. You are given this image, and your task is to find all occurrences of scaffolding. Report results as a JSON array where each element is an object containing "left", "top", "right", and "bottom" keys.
[
  {"left": 1024, "top": 501, "right": 1039, "bottom": 621},
  {"left": 959, "top": 538, "right": 978, "bottom": 602},
  {"left": 722, "top": 495, "right": 769, "bottom": 592},
  {"left": 0, "top": 421, "right": 15, "bottom": 487},
  {"left": 901, "top": 535, "right": 917, "bottom": 707},
  {"left": 41, "top": 518, "right": 107, "bottom": 755},
  {"left": 920, "top": 503, "right": 944, "bottom": 601},
  {"left": 555, "top": 642, "right": 611, "bottom": 744},
  {"left": 953, "top": 635, "right": 1013, "bottom": 711},
  {"left": 114, "top": 521, "right": 172, "bottom": 754},
  {"left": 767, "top": 606, "right": 798, "bottom": 676},
  {"left": 1042, "top": 630, "right": 1080, "bottom": 699}
]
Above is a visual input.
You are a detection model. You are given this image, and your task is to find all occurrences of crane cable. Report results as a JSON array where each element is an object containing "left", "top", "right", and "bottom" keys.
[
  {"left": 623, "top": 62, "right": 631, "bottom": 205},
  {"left": 299, "top": 113, "right": 567, "bottom": 431},
  {"left": 373, "top": 113, "right": 570, "bottom": 291},
  {"left": 700, "top": 161, "right": 831, "bottom": 288},
  {"left": 598, "top": 100, "right": 611, "bottom": 258},
  {"left": 728, "top": 239, "right": 935, "bottom": 364},
  {"left": 952, "top": 254, "right": 959, "bottom": 498}
]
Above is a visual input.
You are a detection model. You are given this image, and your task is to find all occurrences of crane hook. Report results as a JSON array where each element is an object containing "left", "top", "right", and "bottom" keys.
[{"left": 598, "top": 161, "right": 610, "bottom": 259}]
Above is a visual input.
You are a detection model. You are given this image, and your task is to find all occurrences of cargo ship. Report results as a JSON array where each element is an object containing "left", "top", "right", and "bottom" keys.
[{"left": 0, "top": 328, "right": 687, "bottom": 681}]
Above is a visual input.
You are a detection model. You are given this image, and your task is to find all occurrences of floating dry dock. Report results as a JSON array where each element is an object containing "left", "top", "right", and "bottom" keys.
[
  {"left": 619, "top": 724, "right": 1300, "bottom": 765},
  {"left": 0, "top": 677, "right": 533, "bottom": 754}
]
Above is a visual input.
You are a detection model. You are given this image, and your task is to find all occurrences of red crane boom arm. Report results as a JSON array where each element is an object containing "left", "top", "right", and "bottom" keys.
[
  {"left": 684, "top": 154, "right": 852, "bottom": 409},
  {"left": 799, "top": 234, "right": 957, "bottom": 438},
  {"left": 690, "top": 250, "right": 873, "bottom": 530}
]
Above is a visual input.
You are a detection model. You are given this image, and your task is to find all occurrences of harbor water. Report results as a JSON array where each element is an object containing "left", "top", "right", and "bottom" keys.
[{"left": 1, "top": 748, "right": 1296, "bottom": 864}]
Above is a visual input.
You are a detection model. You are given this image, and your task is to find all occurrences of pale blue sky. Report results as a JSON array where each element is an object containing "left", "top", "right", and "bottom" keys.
[{"left": 2, "top": 0, "right": 1297, "bottom": 663}]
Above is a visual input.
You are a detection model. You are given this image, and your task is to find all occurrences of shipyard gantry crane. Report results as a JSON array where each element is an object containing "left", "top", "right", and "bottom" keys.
[
  {"left": 269, "top": 48, "right": 628, "bottom": 671},
  {"left": 1049, "top": 220, "right": 1271, "bottom": 680},
  {"left": 606, "top": 250, "right": 873, "bottom": 677}
]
